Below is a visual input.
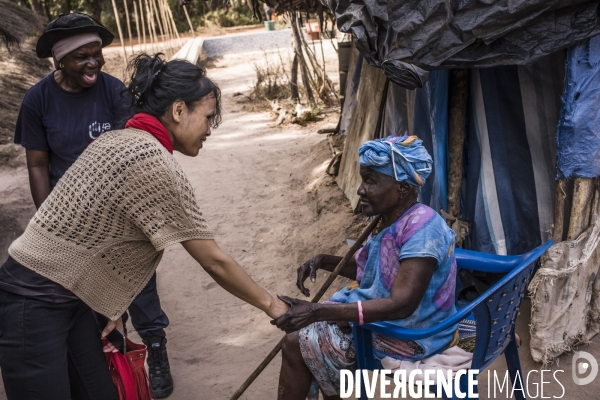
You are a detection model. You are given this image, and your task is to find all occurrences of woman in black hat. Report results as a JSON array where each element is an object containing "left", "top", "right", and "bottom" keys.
[{"left": 0, "top": 13, "right": 173, "bottom": 399}]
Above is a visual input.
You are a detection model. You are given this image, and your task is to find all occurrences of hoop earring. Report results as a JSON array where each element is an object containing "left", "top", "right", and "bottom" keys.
[{"left": 59, "top": 63, "right": 64, "bottom": 69}]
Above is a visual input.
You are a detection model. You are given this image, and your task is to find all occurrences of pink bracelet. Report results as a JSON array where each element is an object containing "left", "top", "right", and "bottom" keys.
[{"left": 357, "top": 300, "right": 364, "bottom": 325}]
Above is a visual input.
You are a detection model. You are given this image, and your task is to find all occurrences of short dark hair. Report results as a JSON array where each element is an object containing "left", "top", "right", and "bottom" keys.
[{"left": 126, "top": 53, "right": 221, "bottom": 128}]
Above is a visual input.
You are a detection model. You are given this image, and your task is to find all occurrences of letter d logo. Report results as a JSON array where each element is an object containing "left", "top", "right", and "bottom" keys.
[{"left": 572, "top": 351, "right": 598, "bottom": 385}]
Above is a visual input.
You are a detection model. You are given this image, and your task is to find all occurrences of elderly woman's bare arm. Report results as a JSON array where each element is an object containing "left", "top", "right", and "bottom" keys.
[
  {"left": 182, "top": 239, "right": 289, "bottom": 319},
  {"left": 296, "top": 254, "right": 358, "bottom": 297},
  {"left": 273, "top": 257, "right": 436, "bottom": 333}
]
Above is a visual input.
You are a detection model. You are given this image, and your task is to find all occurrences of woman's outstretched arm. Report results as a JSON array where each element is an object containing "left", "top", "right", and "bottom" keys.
[{"left": 182, "top": 239, "right": 289, "bottom": 319}]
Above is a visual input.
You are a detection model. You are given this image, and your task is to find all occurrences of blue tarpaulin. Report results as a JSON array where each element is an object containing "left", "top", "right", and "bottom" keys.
[
  {"left": 556, "top": 35, "right": 600, "bottom": 179},
  {"left": 463, "top": 57, "right": 564, "bottom": 255}
]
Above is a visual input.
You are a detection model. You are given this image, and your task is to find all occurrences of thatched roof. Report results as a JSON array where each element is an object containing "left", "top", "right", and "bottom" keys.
[{"left": 0, "top": 0, "right": 45, "bottom": 50}]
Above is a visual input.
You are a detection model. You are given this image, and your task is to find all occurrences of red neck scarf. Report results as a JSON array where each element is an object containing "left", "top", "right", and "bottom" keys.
[{"left": 125, "top": 113, "right": 173, "bottom": 154}]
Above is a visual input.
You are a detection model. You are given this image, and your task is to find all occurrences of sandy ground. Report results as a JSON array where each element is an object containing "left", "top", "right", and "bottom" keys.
[{"left": 2, "top": 35, "right": 600, "bottom": 400}]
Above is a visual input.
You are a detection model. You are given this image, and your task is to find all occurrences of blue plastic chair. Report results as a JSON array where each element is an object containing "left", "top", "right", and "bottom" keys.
[{"left": 352, "top": 241, "right": 553, "bottom": 400}]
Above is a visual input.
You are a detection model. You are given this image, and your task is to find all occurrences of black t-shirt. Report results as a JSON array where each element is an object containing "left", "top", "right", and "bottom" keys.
[
  {"left": 14, "top": 71, "right": 130, "bottom": 187},
  {"left": 1, "top": 71, "right": 130, "bottom": 302}
]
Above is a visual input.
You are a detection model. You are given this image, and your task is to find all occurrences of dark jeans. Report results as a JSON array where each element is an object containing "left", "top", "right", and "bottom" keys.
[
  {"left": 129, "top": 273, "right": 169, "bottom": 340},
  {"left": 0, "top": 289, "right": 118, "bottom": 400}
]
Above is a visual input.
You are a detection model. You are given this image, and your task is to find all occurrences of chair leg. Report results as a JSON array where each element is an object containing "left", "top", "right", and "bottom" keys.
[
  {"left": 504, "top": 332, "right": 526, "bottom": 400},
  {"left": 352, "top": 325, "right": 371, "bottom": 400},
  {"left": 447, "top": 372, "right": 476, "bottom": 400}
]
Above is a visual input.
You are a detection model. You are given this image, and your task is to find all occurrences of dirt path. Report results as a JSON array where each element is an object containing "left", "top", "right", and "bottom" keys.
[
  {"left": 0, "top": 47, "right": 360, "bottom": 399},
  {"left": 132, "top": 50, "right": 355, "bottom": 399}
]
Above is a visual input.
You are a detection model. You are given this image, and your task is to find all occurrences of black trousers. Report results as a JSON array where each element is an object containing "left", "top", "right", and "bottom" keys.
[
  {"left": 0, "top": 290, "right": 118, "bottom": 400},
  {"left": 129, "top": 273, "right": 170, "bottom": 340}
]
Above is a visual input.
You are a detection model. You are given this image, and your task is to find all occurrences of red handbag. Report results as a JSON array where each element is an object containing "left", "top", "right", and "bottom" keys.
[{"left": 104, "top": 338, "right": 155, "bottom": 400}]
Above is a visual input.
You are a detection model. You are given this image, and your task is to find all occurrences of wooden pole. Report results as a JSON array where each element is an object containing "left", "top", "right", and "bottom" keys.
[
  {"left": 133, "top": 1, "right": 141, "bottom": 48},
  {"left": 183, "top": 4, "right": 195, "bottom": 38},
  {"left": 151, "top": 0, "right": 165, "bottom": 41},
  {"left": 447, "top": 69, "right": 470, "bottom": 220},
  {"left": 290, "top": 54, "right": 299, "bottom": 102},
  {"left": 165, "top": 0, "right": 181, "bottom": 42},
  {"left": 144, "top": 0, "right": 157, "bottom": 53},
  {"left": 229, "top": 216, "right": 382, "bottom": 400},
  {"left": 157, "top": 0, "right": 172, "bottom": 48},
  {"left": 552, "top": 179, "right": 567, "bottom": 242},
  {"left": 290, "top": 12, "right": 314, "bottom": 105},
  {"left": 566, "top": 178, "right": 595, "bottom": 240},
  {"left": 110, "top": 0, "right": 128, "bottom": 65},
  {"left": 123, "top": 0, "right": 134, "bottom": 54},
  {"left": 137, "top": 0, "right": 146, "bottom": 51}
]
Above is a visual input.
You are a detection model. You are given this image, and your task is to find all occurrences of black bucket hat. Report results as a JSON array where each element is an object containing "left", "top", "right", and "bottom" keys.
[{"left": 36, "top": 13, "right": 114, "bottom": 59}]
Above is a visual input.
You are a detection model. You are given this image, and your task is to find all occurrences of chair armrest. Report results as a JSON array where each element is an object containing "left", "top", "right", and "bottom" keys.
[
  {"left": 455, "top": 248, "right": 524, "bottom": 273},
  {"left": 356, "top": 304, "right": 476, "bottom": 340}
]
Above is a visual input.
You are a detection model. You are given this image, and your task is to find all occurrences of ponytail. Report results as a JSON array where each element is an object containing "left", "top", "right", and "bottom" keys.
[{"left": 126, "top": 53, "right": 221, "bottom": 128}]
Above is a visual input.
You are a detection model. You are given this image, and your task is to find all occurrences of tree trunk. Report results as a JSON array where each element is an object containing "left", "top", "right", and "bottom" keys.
[
  {"left": 552, "top": 179, "right": 567, "bottom": 242},
  {"left": 42, "top": 0, "right": 52, "bottom": 21},
  {"left": 567, "top": 178, "right": 595, "bottom": 240},
  {"left": 290, "top": 13, "right": 314, "bottom": 104},
  {"left": 29, "top": 0, "right": 45, "bottom": 17},
  {"left": 84, "top": 0, "right": 103, "bottom": 22},
  {"left": 447, "top": 69, "right": 469, "bottom": 219},
  {"left": 290, "top": 54, "right": 299, "bottom": 102},
  {"left": 61, "top": 0, "right": 71, "bottom": 14}
]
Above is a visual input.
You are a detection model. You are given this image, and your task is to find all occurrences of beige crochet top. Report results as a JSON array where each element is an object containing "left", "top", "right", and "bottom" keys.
[{"left": 9, "top": 129, "right": 213, "bottom": 319}]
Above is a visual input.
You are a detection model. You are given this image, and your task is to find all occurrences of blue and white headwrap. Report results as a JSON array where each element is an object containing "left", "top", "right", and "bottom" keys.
[{"left": 358, "top": 135, "right": 432, "bottom": 187}]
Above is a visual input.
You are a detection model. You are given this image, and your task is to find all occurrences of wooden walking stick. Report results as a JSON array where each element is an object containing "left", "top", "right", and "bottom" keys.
[{"left": 229, "top": 215, "right": 381, "bottom": 400}]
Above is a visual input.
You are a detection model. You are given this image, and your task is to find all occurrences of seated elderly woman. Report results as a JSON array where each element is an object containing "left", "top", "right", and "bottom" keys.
[{"left": 272, "top": 136, "right": 458, "bottom": 400}]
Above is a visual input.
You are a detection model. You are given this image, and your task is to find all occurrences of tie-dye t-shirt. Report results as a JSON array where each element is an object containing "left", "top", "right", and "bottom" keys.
[{"left": 328, "top": 203, "right": 457, "bottom": 360}]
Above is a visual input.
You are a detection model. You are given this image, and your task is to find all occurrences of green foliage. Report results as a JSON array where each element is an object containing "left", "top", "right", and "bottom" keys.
[
  {"left": 7, "top": 0, "right": 263, "bottom": 40},
  {"left": 205, "top": 4, "right": 257, "bottom": 28}
]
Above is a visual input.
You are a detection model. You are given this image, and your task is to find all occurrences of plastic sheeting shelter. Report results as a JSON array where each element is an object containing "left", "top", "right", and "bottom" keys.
[
  {"left": 337, "top": 48, "right": 563, "bottom": 256},
  {"left": 322, "top": 0, "right": 600, "bottom": 88}
]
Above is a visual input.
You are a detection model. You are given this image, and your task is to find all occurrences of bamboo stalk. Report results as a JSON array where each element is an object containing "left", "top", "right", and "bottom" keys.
[
  {"left": 144, "top": 0, "right": 157, "bottom": 53},
  {"left": 566, "top": 178, "right": 595, "bottom": 240},
  {"left": 165, "top": 0, "right": 181, "bottom": 42},
  {"left": 151, "top": 0, "right": 165, "bottom": 40},
  {"left": 137, "top": 0, "right": 146, "bottom": 51},
  {"left": 123, "top": 0, "right": 134, "bottom": 54},
  {"left": 183, "top": 4, "right": 195, "bottom": 38},
  {"left": 110, "top": 0, "right": 128, "bottom": 66},
  {"left": 552, "top": 179, "right": 567, "bottom": 242},
  {"left": 229, "top": 216, "right": 381, "bottom": 400},
  {"left": 157, "top": 0, "right": 172, "bottom": 51},
  {"left": 133, "top": 1, "right": 141, "bottom": 48}
]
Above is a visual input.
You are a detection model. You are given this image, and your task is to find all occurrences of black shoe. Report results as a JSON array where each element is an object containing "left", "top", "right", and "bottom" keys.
[{"left": 143, "top": 336, "right": 174, "bottom": 398}]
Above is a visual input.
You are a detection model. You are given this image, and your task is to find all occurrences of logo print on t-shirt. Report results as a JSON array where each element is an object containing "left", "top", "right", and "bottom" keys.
[{"left": 89, "top": 121, "right": 111, "bottom": 139}]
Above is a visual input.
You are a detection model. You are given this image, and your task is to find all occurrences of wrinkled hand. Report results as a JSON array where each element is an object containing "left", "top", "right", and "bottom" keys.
[
  {"left": 296, "top": 255, "right": 321, "bottom": 297},
  {"left": 270, "top": 295, "right": 319, "bottom": 333},
  {"left": 101, "top": 317, "right": 125, "bottom": 353}
]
